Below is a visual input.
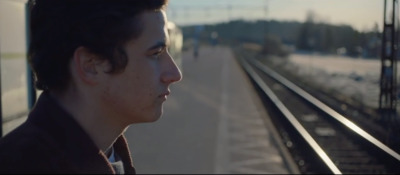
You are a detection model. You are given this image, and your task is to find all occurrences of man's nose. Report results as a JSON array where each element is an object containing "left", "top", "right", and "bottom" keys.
[{"left": 161, "top": 54, "right": 182, "bottom": 84}]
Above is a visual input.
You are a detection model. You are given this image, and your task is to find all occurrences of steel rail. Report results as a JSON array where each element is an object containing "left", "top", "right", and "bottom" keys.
[
  {"left": 248, "top": 58, "right": 400, "bottom": 162},
  {"left": 238, "top": 56, "right": 342, "bottom": 174}
]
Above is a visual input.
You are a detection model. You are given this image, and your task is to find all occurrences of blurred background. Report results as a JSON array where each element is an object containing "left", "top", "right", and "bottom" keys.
[
  {"left": 2, "top": 0, "right": 400, "bottom": 174},
  {"left": 166, "top": 0, "right": 387, "bottom": 110}
]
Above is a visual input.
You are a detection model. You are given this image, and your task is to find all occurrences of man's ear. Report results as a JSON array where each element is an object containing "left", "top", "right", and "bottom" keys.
[{"left": 72, "top": 47, "right": 109, "bottom": 85}]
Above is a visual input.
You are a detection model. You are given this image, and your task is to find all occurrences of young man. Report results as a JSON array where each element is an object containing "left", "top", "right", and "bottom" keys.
[{"left": 0, "top": 0, "right": 181, "bottom": 173}]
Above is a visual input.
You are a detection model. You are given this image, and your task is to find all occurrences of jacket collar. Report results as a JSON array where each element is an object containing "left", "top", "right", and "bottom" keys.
[{"left": 28, "top": 91, "right": 135, "bottom": 174}]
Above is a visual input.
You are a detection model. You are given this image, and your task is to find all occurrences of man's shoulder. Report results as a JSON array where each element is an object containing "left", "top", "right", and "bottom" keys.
[
  {"left": 0, "top": 118, "right": 56, "bottom": 147},
  {"left": 0, "top": 121, "right": 67, "bottom": 172}
]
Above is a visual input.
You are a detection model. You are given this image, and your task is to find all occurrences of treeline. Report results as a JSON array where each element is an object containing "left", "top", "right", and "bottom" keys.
[{"left": 181, "top": 19, "right": 381, "bottom": 58}]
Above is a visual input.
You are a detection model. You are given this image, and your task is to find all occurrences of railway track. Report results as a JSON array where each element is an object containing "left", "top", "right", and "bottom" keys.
[{"left": 236, "top": 53, "right": 400, "bottom": 174}]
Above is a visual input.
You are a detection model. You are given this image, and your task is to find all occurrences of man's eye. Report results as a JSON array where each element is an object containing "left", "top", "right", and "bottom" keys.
[
  {"left": 153, "top": 51, "right": 162, "bottom": 56},
  {"left": 152, "top": 51, "right": 162, "bottom": 58},
  {"left": 152, "top": 48, "right": 165, "bottom": 59}
]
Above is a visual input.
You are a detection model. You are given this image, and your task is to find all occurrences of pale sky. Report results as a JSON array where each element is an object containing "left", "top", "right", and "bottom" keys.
[
  {"left": 0, "top": 0, "right": 389, "bottom": 53},
  {"left": 167, "top": 0, "right": 384, "bottom": 32}
]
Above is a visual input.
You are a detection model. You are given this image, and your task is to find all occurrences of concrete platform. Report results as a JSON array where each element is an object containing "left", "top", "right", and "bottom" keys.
[{"left": 125, "top": 46, "right": 298, "bottom": 174}]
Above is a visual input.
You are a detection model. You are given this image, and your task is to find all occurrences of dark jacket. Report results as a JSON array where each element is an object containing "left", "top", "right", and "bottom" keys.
[{"left": 0, "top": 92, "right": 136, "bottom": 174}]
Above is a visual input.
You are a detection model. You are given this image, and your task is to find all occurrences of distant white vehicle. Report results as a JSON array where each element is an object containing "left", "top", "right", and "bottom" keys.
[{"left": 0, "top": 0, "right": 31, "bottom": 136}]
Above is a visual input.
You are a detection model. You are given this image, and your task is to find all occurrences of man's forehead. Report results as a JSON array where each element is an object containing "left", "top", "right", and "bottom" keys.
[
  {"left": 141, "top": 10, "right": 166, "bottom": 23},
  {"left": 127, "top": 12, "right": 169, "bottom": 49}
]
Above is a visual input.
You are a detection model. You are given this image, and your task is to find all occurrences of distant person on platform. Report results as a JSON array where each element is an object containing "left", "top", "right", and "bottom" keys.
[
  {"left": 210, "top": 31, "right": 218, "bottom": 47},
  {"left": 193, "top": 38, "right": 199, "bottom": 59},
  {"left": 0, "top": 0, "right": 181, "bottom": 174}
]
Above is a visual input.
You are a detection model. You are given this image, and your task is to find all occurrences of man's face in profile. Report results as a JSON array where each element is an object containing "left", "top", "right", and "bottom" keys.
[{"left": 98, "top": 10, "right": 182, "bottom": 125}]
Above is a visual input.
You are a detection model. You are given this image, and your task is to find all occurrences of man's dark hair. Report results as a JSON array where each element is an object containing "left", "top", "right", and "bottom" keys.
[{"left": 28, "top": 0, "right": 168, "bottom": 91}]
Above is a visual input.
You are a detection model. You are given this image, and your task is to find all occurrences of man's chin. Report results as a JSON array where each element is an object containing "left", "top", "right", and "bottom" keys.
[
  {"left": 145, "top": 111, "right": 163, "bottom": 123},
  {"left": 130, "top": 108, "right": 163, "bottom": 124}
]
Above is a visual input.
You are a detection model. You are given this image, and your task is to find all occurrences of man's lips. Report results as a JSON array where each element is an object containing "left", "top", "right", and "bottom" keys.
[{"left": 159, "top": 91, "right": 170, "bottom": 99}]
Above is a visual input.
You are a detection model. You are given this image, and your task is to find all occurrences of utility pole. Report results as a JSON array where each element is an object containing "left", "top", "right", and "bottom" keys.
[
  {"left": 26, "top": 2, "right": 36, "bottom": 110},
  {"left": 0, "top": 42, "right": 2, "bottom": 138},
  {"left": 263, "top": 0, "right": 268, "bottom": 42},
  {"left": 379, "top": 0, "right": 398, "bottom": 117},
  {"left": 227, "top": 4, "right": 232, "bottom": 22},
  {"left": 379, "top": 0, "right": 400, "bottom": 152}
]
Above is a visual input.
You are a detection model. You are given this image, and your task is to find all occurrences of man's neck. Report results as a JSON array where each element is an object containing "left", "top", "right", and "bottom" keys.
[{"left": 49, "top": 89, "right": 126, "bottom": 153}]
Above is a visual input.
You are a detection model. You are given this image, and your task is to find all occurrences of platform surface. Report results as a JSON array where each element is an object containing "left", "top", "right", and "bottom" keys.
[{"left": 125, "top": 46, "right": 296, "bottom": 174}]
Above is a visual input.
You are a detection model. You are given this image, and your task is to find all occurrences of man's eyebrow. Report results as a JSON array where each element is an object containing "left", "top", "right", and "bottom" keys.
[{"left": 147, "top": 41, "right": 167, "bottom": 51}]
